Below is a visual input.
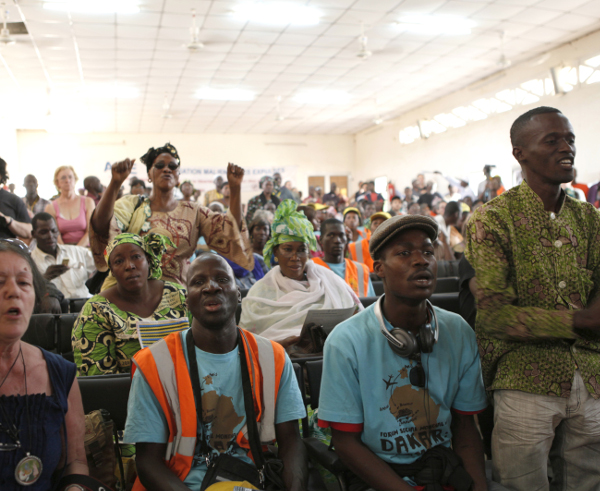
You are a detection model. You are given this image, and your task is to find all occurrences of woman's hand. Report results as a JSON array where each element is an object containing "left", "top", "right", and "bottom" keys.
[
  {"left": 278, "top": 335, "right": 301, "bottom": 349},
  {"left": 227, "top": 163, "right": 244, "bottom": 190},
  {"left": 111, "top": 158, "right": 136, "bottom": 187}
]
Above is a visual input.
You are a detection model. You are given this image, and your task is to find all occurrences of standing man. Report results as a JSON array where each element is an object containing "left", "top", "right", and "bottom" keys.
[
  {"left": 319, "top": 215, "right": 494, "bottom": 491},
  {"left": 30, "top": 212, "right": 95, "bottom": 298},
  {"left": 313, "top": 218, "right": 374, "bottom": 298},
  {"left": 23, "top": 174, "right": 51, "bottom": 217},
  {"left": 466, "top": 106, "right": 600, "bottom": 490},
  {"left": 124, "top": 254, "right": 307, "bottom": 490},
  {"left": 322, "top": 183, "right": 340, "bottom": 207},
  {"left": 0, "top": 157, "right": 32, "bottom": 239},
  {"left": 203, "top": 175, "right": 224, "bottom": 207}
]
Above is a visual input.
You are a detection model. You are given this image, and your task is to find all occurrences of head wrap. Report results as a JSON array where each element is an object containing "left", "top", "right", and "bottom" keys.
[
  {"left": 104, "top": 233, "right": 174, "bottom": 280},
  {"left": 259, "top": 176, "right": 273, "bottom": 189},
  {"left": 180, "top": 180, "right": 194, "bottom": 191},
  {"left": 140, "top": 143, "right": 180, "bottom": 173},
  {"left": 263, "top": 199, "right": 318, "bottom": 267}
]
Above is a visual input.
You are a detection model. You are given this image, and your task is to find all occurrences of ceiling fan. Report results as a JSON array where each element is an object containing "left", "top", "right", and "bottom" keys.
[
  {"left": 497, "top": 31, "right": 511, "bottom": 69},
  {"left": 356, "top": 23, "right": 372, "bottom": 60},
  {"left": 0, "top": 3, "right": 16, "bottom": 45}
]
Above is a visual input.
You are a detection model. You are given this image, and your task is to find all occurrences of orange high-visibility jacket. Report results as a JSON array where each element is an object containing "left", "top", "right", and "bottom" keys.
[
  {"left": 348, "top": 238, "right": 373, "bottom": 273},
  {"left": 312, "top": 257, "right": 370, "bottom": 297},
  {"left": 131, "top": 328, "right": 286, "bottom": 490}
]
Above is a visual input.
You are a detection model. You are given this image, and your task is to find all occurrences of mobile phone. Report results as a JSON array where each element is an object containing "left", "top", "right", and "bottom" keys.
[{"left": 62, "top": 259, "right": 70, "bottom": 266}]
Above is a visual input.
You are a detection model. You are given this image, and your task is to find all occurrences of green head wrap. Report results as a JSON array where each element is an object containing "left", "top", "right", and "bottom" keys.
[
  {"left": 263, "top": 199, "right": 317, "bottom": 266},
  {"left": 104, "top": 233, "right": 174, "bottom": 280}
]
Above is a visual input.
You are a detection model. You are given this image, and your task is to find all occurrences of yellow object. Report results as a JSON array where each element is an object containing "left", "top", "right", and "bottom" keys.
[
  {"left": 343, "top": 207, "right": 361, "bottom": 218},
  {"left": 307, "top": 202, "right": 328, "bottom": 211},
  {"left": 205, "top": 481, "right": 259, "bottom": 491}
]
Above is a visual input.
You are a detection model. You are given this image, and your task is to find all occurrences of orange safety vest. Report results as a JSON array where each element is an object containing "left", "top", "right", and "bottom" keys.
[
  {"left": 312, "top": 257, "right": 370, "bottom": 297},
  {"left": 348, "top": 238, "right": 373, "bottom": 273},
  {"left": 131, "top": 329, "right": 286, "bottom": 490},
  {"left": 357, "top": 228, "right": 371, "bottom": 241}
]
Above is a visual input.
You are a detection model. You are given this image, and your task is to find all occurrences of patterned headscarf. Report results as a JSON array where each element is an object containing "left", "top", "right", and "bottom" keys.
[
  {"left": 263, "top": 199, "right": 318, "bottom": 267},
  {"left": 140, "top": 143, "right": 180, "bottom": 173},
  {"left": 259, "top": 176, "right": 273, "bottom": 189},
  {"left": 104, "top": 233, "right": 174, "bottom": 280}
]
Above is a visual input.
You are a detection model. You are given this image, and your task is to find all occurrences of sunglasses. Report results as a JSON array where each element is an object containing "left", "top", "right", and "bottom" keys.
[
  {"left": 409, "top": 360, "right": 426, "bottom": 388},
  {"left": 153, "top": 162, "right": 180, "bottom": 171}
]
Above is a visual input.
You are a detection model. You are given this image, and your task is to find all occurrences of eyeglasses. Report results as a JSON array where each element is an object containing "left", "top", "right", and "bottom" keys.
[
  {"left": 278, "top": 248, "right": 308, "bottom": 258},
  {"left": 153, "top": 162, "right": 180, "bottom": 171},
  {"left": 0, "top": 238, "right": 30, "bottom": 253}
]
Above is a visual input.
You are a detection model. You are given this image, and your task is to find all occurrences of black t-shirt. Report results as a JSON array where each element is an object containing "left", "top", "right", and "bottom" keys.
[
  {"left": 0, "top": 189, "right": 31, "bottom": 239},
  {"left": 458, "top": 255, "right": 477, "bottom": 329}
]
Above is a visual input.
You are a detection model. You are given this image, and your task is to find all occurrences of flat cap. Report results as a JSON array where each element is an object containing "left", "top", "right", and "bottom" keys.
[{"left": 369, "top": 214, "right": 438, "bottom": 258}]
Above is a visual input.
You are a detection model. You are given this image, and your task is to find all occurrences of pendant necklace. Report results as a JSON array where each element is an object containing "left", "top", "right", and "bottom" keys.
[{"left": 0, "top": 347, "right": 44, "bottom": 486}]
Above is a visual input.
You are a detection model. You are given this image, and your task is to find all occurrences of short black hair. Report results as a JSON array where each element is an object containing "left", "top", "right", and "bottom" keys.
[
  {"left": 0, "top": 241, "right": 46, "bottom": 309},
  {"left": 31, "top": 212, "right": 56, "bottom": 231},
  {"left": 130, "top": 178, "right": 146, "bottom": 190},
  {"left": 444, "top": 201, "right": 460, "bottom": 216},
  {"left": 248, "top": 216, "right": 271, "bottom": 237},
  {"left": 0, "top": 157, "right": 7, "bottom": 185},
  {"left": 391, "top": 196, "right": 401, "bottom": 202},
  {"left": 510, "top": 106, "right": 562, "bottom": 146},
  {"left": 320, "top": 218, "right": 343, "bottom": 237}
]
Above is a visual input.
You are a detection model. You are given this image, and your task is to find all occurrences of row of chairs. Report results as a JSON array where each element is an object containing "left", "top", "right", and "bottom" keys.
[{"left": 24, "top": 313, "right": 77, "bottom": 362}]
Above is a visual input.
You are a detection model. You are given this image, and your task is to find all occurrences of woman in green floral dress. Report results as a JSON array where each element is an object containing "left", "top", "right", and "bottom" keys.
[{"left": 72, "top": 233, "right": 190, "bottom": 376}]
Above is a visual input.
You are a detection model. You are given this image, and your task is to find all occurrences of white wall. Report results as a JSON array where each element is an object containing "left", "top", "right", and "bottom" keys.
[
  {"left": 355, "top": 29, "right": 600, "bottom": 196},
  {"left": 14, "top": 132, "right": 355, "bottom": 203}
]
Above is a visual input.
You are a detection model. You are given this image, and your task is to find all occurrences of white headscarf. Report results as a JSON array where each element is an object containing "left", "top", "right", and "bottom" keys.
[{"left": 239, "top": 260, "right": 362, "bottom": 342}]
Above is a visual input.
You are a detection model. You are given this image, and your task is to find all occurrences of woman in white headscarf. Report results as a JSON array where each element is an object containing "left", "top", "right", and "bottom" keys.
[{"left": 239, "top": 200, "right": 361, "bottom": 344}]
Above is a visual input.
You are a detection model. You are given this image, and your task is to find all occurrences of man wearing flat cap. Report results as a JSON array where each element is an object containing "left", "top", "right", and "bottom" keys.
[{"left": 318, "top": 215, "right": 503, "bottom": 491}]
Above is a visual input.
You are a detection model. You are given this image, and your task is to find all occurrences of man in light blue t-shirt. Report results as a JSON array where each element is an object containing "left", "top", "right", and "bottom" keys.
[
  {"left": 319, "top": 215, "right": 504, "bottom": 491},
  {"left": 124, "top": 254, "right": 308, "bottom": 490}
]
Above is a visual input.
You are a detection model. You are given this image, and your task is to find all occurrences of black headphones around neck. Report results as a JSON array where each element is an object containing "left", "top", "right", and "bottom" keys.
[{"left": 374, "top": 296, "right": 438, "bottom": 358}]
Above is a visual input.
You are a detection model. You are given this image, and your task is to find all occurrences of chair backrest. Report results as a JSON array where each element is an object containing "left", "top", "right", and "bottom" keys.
[
  {"left": 78, "top": 373, "right": 132, "bottom": 431},
  {"left": 430, "top": 292, "right": 460, "bottom": 314},
  {"left": 57, "top": 313, "right": 79, "bottom": 356},
  {"left": 434, "top": 276, "right": 459, "bottom": 294},
  {"left": 240, "top": 288, "right": 249, "bottom": 299},
  {"left": 23, "top": 314, "right": 56, "bottom": 351},
  {"left": 372, "top": 281, "right": 384, "bottom": 296},
  {"left": 437, "top": 260, "right": 459, "bottom": 278},
  {"left": 69, "top": 297, "right": 89, "bottom": 314},
  {"left": 305, "top": 360, "right": 323, "bottom": 410}
]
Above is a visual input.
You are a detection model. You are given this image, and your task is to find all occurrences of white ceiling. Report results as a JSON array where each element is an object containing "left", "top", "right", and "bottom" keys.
[{"left": 1, "top": 0, "right": 600, "bottom": 134}]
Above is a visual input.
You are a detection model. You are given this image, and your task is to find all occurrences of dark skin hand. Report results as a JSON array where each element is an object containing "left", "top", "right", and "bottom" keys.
[
  {"left": 451, "top": 411, "right": 487, "bottom": 491},
  {"left": 43, "top": 264, "right": 70, "bottom": 280}
]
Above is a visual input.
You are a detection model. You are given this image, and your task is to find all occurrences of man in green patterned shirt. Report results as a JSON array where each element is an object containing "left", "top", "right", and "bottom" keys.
[{"left": 465, "top": 106, "right": 600, "bottom": 490}]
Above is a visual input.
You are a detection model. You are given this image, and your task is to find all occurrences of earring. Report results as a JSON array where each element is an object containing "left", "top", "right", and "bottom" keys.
[{"left": 148, "top": 178, "right": 152, "bottom": 183}]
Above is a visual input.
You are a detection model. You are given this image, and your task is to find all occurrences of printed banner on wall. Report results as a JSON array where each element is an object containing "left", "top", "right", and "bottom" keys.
[{"left": 103, "top": 162, "right": 298, "bottom": 194}]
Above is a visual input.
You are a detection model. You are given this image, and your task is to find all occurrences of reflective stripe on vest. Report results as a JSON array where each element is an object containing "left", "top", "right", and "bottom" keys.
[
  {"left": 351, "top": 259, "right": 369, "bottom": 297},
  {"left": 131, "top": 329, "right": 286, "bottom": 491}
]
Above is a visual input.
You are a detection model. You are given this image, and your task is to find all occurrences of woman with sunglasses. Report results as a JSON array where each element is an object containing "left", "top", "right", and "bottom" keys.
[
  {"left": 89, "top": 143, "right": 253, "bottom": 290},
  {"left": 239, "top": 200, "right": 361, "bottom": 346},
  {"left": 0, "top": 241, "right": 88, "bottom": 490}
]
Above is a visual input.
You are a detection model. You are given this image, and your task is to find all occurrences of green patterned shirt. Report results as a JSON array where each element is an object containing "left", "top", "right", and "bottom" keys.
[
  {"left": 465, "top": 180, "right": 600, "bottom": 398},
  {"left": 72, "top": 281, "right": 191, "bottom": 376}
]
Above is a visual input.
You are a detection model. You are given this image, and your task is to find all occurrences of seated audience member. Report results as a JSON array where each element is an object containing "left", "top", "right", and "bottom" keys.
[
  {"left": 31, "top": 212, "right": 95, "bottom": 299},
  {"left": 249, "top": 213, "right": 271, "bottom": 258},
  {"left": 322, "top": 183, "right": 340, "bottom": 207},
  {"left": 369, "top": 211, "right": 391, "bottom": 233},
  {"left": 434, "top": 201, "right": 465, "bottom": 257},
  {"left": 203, "top": 175, "right": 224, "bottom": 207},
  {"left": 22, "top": 174, "right": 50, "bottom": 218},
  {"left": 359, "top": 199, "right": 377, "bottom": 222},
  {"left": 124, "top": 254, "right": 307, "bottom": 490},
  {"left": 297, "top": 205, "right": 324, "bottom": 259},
  {"left": 407, "top": 202, "right": 421, "bottom": 215},
  {"left": 417, "top": 181, "right": 443, "bottom": 208},
  {"left": 0, "top": 241, "right": 88, "bottom": 488},
  {"left": 0, "top": 158, "right": 32, "bottom": 240},
  {"left": 433, "top": 200, "right": 447, "bottom": 217},
  {"left": 239, "top": 200, "right": 361, "bottom": 344},
  {"left": 83, "top": 176, "right": 103, "bottom": 206},
  {"left": 343, "top": 207, "right": 367, "bottom": 242},
  {"left": 90, "top": 144, "right": 253, "bottom": 289},
  {"left": 179, "top": 180, "right": 195, "bottom": 202},
  {"left": 218, "top": 181, "right": 230, "bottom": 210},
  {"left": 72, "top": 233, "right": 189, "bottom": 376},
  {"left": 208, "top": 201, "right": 225, "bottom": 213},
  {"left": 347, "top": 211, "right": 390, "bottom": 273},
  {"left": 130, "top": 178, "right": 146, "bottom": 196},
  {"left": 246, "top": 176, "right": 281, "bottom": 221},
  {"left": 466, "top": 107, "right": 600, "bottom": 490},
  {"left": 278, "top": 177, "right": 296, "bottom": 202},
  {"left": 45, "top": 166, "right": 95, "bottom": 247},
  {"left": 313, "top": 218, "right": 374, "bottom": 298},
  {"left": 318, "top": 215, "right": 502, "bottom": 491},
  {"left": 389, "top": 195, "right": 403, "bottom": 215}
]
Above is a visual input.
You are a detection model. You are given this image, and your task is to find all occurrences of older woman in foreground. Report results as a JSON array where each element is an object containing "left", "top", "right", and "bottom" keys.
[
  {"left": 239, "top": 200, "right": 361, "bottom": 345},
  {"left": 73, "top": 233, "right": 189, "bottom": 376},
  {"left": 0, "top": 241, "right": 87, "bottom": 490}
]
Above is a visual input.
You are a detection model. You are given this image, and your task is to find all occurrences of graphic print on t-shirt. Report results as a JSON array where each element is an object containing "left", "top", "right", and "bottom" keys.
[
  {"left": 379, "top": 363, "right": 445, "bottom": 455},
  {"left": 201, "top": 373, "right": 245, "bottom": 454}
]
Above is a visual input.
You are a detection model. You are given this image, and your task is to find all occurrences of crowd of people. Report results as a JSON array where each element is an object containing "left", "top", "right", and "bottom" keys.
[{"left": 0, "top": 105, "right": 599, "bottom": 491}]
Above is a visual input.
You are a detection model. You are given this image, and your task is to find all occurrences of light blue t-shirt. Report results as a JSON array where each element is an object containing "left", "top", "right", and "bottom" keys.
[
  {"left": 124, "top": 329, "right": 306, "bottom": 489},
  {"left": 325, "top": 260, "right": 375, "bottom": 297},
  {"left": 318, "top": 304, "right": 486, "bottom": 484}
]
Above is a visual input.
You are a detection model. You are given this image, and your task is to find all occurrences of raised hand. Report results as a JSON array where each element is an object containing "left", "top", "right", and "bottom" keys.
[
  {"left": 111, "top": 158, "right": 136, "bottom": 186},
  {"left": 227, "top": 163, "right": 245, "bottom": 190}
]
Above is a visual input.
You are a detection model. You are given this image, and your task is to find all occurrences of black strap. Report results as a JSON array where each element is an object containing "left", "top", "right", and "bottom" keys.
[{"left": 185, "top": 328, "right": 266, "bottom": 468}]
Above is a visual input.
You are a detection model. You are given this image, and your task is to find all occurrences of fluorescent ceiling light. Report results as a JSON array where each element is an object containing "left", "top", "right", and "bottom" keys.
[
  {"left": 84, "top": 85, "right": 139, "bottom": 98},
  {"left": 196, "top": 87, "right": 255, "bottom": 101},
  {"left": 232, "top": 2, "right": 320, "bottom": 26},
  {"left": 293, "top": 90, "right": 350, "bottom": 105},
  {"left": 396, "top": 15, "right": 474, "bottom": 35},
  {"left": 43, "top": 1, "right": 140, "bottom": 14}
]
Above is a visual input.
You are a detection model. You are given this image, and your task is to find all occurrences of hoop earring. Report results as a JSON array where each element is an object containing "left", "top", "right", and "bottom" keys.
[{"left": 148, "top": 178, "right": 152, "bottom": 183}]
